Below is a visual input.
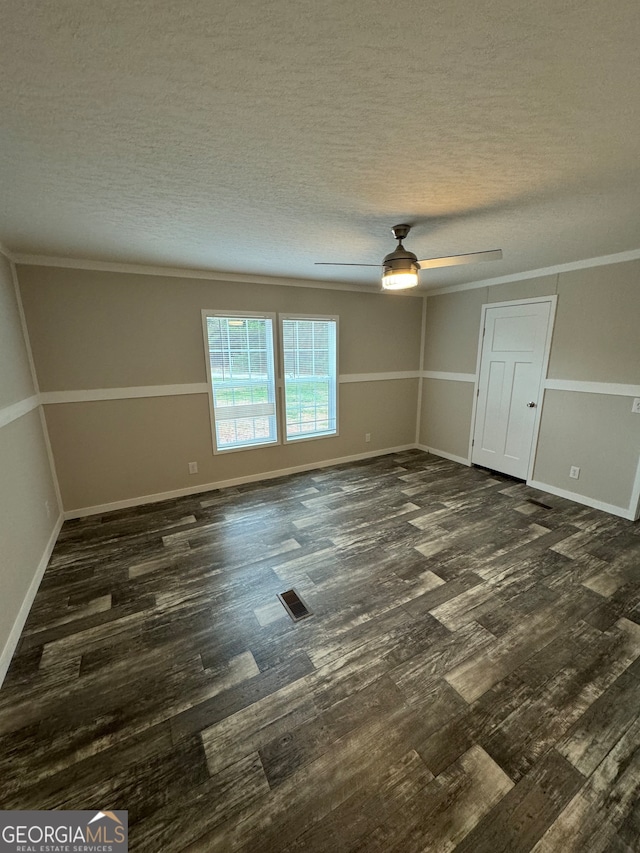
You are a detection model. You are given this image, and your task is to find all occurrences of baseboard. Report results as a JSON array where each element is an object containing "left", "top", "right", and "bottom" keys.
[
  {"left": 64, "top": 444, "right": 418, "bottom": 519},
  {"left": 416, "top": 445, "right": 472, "bottom": 467},
  {"left": 527, "top": 480, "right": 635, "bottom": 521},
  {"left": 0, "top": 513, "right": 64, "bottom": 688}
]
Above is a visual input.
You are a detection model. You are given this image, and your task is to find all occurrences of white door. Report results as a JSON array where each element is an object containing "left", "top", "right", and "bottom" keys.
[{"left": 472, "top": 300, "right": 552, "bottom": 479}]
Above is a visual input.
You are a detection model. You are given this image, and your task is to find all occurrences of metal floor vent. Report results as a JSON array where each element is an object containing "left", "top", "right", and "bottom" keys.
[
  {"left": 526, "top": 498, "right": 553, "bottom": 510},
  {"left": 278, "top": 589, "right": 311, "bottom": 622}
]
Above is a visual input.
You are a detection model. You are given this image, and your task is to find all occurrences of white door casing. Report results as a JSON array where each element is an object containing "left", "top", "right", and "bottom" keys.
[{"left": 472, "top": 298, "right": 555, "bottom": 479}]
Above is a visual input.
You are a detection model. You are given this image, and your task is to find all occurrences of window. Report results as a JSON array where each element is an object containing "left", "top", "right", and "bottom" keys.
[
  {"left": 202, "top": 311, "right": 338, "bottom": 452},
  {"left": 203, "top": 312, "right": 278, "bottom": 452},
  {"left": 281, "top": 316, "right": 338, "bottom": 441}
]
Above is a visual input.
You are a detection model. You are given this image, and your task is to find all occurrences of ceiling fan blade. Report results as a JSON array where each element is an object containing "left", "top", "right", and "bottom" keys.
[
  {"left": 417, "top": 249, "right": 503, "bottom": 270},
  {"left": 315, "top": 262, "right": 382, "bottom": 267}
]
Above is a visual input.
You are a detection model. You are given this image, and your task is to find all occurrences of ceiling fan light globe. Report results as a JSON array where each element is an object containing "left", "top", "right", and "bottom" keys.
[{"left": 381, "top": 270, "right": 419, "bottom": 290}]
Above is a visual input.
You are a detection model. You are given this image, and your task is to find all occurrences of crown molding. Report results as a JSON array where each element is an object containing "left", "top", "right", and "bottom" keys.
[
  {"left": 12, "top": 253, "right": 398, "bottom": 295},
  {"left": 13, "top": 245, "right": 640, "bottom": 298},
  {"left": 425, "top": 247, "right": 640, "bottom": 296}
]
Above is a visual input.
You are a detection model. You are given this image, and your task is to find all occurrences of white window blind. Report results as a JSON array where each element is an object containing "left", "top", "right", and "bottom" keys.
[
  {"left": 205, "top": 314, "right": 278, "bottom": 452},
  {"left": 281, "top": 317, "right": 337, "bottom": 441}
]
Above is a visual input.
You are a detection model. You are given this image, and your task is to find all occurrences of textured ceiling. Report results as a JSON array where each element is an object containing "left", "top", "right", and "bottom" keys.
[{"left": 2, "top": 0, "right": 640, "bottom": 290}]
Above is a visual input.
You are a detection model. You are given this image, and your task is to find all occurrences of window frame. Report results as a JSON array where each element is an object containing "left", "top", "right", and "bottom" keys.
[
  {"left": 279, "top": 313, "right": 339, "bottom": 445},
  {"left": 201, "top": 309, "right": 280, "bottom": 455}
]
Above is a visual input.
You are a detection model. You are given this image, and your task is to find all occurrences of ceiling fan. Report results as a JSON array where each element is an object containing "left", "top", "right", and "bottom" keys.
[{"left": 316, "top": 224, "right": 502, "bottom": 290}]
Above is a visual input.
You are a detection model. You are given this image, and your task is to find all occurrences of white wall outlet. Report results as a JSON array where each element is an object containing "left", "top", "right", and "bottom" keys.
[
  {"left": 365, "top": 433, "right": 371, "bottom": 443},
  {"left": 569, "top": 465, "right": 580, "bottom": 479},
  {"left": 188, "top": 462, "right": 198, "bottom": 474},
  {"left": 632, "top": 398, "right": 640, "bottom": 414}
]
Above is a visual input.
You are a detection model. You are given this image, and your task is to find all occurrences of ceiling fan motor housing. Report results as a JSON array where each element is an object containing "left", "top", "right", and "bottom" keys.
[{"left": 382, "top": 244, "right": 421, "bottom": 274}]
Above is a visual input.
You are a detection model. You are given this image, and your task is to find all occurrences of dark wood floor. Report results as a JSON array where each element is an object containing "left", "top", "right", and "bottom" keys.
[{"left": 2, "top": 451, "right": 640, "bottom": 852}]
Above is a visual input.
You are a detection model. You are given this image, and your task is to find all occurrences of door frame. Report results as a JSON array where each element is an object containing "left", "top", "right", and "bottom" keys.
[{"left": 468, "top": 295, "right": 558, "bottom": 482}]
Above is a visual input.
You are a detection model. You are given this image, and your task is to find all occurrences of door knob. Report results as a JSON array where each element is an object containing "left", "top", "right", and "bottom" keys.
[{"left": 526, "top": 401, "right": 536, "bottom": 407}]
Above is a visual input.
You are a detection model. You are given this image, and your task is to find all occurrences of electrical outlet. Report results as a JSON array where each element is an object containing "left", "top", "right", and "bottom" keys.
[
  {"left": 365, "top": 433, "right": 371, "bottom": 443},
  {"left": 569, "top": 465, "right": 580, "bottom": 480},
  {"left": 188, "top": 462, "right": 198, "bottom": 474},
  {"left": 632, "top": 398, "right": 640, "bottom": 414},
  {"left": 45, "top": 500, "right": 51, "bottom": 518}
]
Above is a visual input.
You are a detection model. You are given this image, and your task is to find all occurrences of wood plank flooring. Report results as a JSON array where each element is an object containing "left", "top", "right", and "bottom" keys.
[{"left": 1, "top": 451, "right": 639, "bottom": 851}]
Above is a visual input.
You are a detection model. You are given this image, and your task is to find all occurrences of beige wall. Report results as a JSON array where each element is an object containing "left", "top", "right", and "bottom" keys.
[
  {"left": 421, "top": 263, "right": 640, "bottom": 515},
  {"left": 486, "top": 275, "right": 558, "bottom": 305},
  {"left": 44, "top": 379, "right": 419, "bottom": 510},
  {"left": 418, "top": 379, "right": 474, "bottom": 460},
  {"left": 0, "top": 254, "right": 59, "bottom": 682},
  {"left": 18, "top": 267, "right": 422, "bottom": 390},
  {"left": 0, "top": 254, "right": 35, "bottom": 407},
  {"left": 423, "top": 287, "right": 487, "bottom": 374},
  {"left": 533, "top": 391, "right": 639, "bottom": 508},
  {"left": 17, "top": 266, "right": 423, "bottom": 511},
  {"left": 548, "top": 262, "right": 640, "bottom": 383}
]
